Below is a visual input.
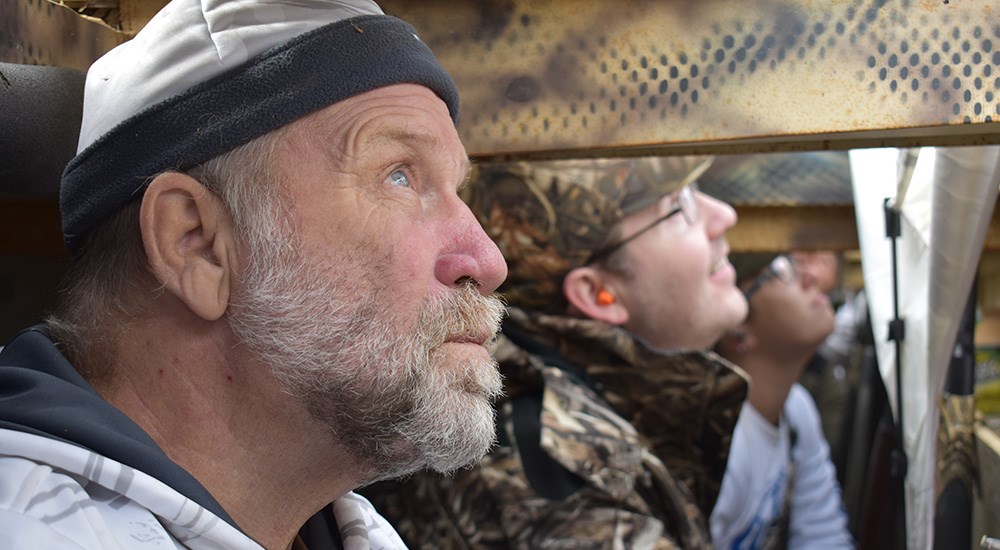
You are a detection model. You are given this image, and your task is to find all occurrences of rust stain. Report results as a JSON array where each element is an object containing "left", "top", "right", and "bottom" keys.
[{"left": 380, "top": 0, "right": 1000, "bottom": 156}]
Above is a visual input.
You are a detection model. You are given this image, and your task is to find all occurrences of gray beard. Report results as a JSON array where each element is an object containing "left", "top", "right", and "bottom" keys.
[{"left": 226, "top": 235, "right": 504, "bottom": 481}]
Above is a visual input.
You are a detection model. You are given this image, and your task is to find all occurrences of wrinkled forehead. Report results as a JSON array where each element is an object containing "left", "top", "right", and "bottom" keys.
[
  {"left": 279, "top": 85, "right": 468, "bottom": 178},
  {"left": 291, "top": 84, "right": 457, "bottom": 144}
]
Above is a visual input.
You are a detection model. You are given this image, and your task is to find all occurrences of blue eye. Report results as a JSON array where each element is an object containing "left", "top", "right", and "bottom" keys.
[{"left": 388, "top": 169, "right": 411, "bottom": 188}]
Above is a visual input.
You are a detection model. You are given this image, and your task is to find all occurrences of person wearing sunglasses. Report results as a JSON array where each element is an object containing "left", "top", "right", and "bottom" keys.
[
  {"left": 711, "top": 253, "right": 854, "bottom": 549},
  {"left": 365, "top": 156, "right": 750, "bottom": 548}
]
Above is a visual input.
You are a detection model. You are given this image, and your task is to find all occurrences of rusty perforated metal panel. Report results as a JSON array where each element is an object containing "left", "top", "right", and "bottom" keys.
[
  {"left": 0, "top": 0, "right": 125, "bottom": 71},
  {"left": 700, "top": 151, "right": 854, "bottom": 206},
  {"left": 5, "top": 0, "right": 1000, "bottom": 155},
  {"left": 54, "top": 0, "right": 167, "bottom": 36},
  {"left": 380, "top": 0, "right": 1000, "bottom": 158}
]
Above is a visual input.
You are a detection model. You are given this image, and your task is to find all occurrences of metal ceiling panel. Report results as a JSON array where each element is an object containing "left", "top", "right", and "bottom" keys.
[
  {"left": 700, "top": 151, "right": 854, "bottom": 206},
  {"left": 380, "top": 0, "right": 1000, "bottom": 158},
  {"left": 0, "top": 0, "right": 125, "bottom": 71}
]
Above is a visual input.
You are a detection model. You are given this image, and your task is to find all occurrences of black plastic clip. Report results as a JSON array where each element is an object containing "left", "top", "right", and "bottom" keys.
[
  {"left": 884, "top": 198, "right": 901, "bottom": 239},
  {"left": 888, "top": 318, "right": 906, "bottom": 342}
]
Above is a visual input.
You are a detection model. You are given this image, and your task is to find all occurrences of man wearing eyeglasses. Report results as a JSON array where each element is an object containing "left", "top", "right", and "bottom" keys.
[
  {"left": 365, "top": 156, "right": 750, "bottom": 548},
  {"left": 711, "top": 254, "right": 853, "bottom": 549}
]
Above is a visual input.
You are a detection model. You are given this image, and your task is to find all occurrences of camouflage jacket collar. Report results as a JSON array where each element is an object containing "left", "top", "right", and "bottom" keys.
[{"left": 497, "top": 307, "right": 749, "bottom": 516}]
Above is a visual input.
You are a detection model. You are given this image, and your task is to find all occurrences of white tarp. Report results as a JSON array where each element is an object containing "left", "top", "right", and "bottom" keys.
[{"left": 850, "top": 146, "right": 1000, "bottom": 549}]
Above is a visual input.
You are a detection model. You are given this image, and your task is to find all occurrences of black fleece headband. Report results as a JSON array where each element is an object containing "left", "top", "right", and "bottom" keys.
[{"left": 60, "top": 15, "right": 459, "bottom": 254}]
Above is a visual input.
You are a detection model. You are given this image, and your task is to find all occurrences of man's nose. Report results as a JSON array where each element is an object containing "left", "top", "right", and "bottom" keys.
[
  {"left": 697, "top": 191, "right": 738, "bottom": 237},
  {"left": 434, "top": 201, "right": 508, "bottom": 294}
]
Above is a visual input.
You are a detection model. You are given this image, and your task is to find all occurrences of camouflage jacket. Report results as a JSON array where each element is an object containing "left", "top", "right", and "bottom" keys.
[{"left": 364, "top": 308, "right": 748, "bottom": 549}]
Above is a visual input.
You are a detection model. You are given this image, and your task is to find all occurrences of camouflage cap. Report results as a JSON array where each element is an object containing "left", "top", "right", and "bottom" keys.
[{"left": 465, "top": 156, "right": 713, "bottom": 313}]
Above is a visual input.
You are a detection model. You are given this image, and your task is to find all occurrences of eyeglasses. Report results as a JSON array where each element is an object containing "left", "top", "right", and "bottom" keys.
[
  {"left": 742, "top": 255, "right": 798, "bottom": 300},
  {"left": 586, "top": 184, "right": 699, "bottom": 265}
]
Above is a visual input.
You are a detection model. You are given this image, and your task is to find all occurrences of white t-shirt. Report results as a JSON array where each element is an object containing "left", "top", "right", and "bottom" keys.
[{"left": 711, "top": 384, "right": 854, "bottom": 549}]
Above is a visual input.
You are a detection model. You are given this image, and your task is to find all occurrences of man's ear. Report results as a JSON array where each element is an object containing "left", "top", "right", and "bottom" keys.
[
  {"left": 140, "top": 172, "right": 236, "bottom": 321},
  {"left": 563, "top": 266, "right": 628, "bottom": 325}
]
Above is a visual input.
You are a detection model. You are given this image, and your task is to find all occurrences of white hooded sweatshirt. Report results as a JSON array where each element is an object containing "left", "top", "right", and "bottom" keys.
[{"left": 0, "top": 327, "right": 405, "bottom": 550}]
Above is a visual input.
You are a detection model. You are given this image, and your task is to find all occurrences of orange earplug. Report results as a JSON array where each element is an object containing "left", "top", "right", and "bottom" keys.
[{"left": 597, "top": 289, "right": 616, "bottom": 305}]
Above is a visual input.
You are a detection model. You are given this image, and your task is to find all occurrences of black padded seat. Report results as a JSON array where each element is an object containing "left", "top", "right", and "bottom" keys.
[{"left": 0, "top": 62, "right": 86, "bottom": 198}]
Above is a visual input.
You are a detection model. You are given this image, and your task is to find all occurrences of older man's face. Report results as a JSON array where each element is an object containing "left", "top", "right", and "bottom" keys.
[{"left": 228, "top": 84, "right": 507, "bottom": 480}]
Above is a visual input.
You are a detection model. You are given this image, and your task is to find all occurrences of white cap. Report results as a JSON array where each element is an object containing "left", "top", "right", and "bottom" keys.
[
  {"left": 77, "top": 0, "right": 385, "bottom": 152},
  {"left": 61, "top": 0, "right": 459, "bottom": 253}
]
